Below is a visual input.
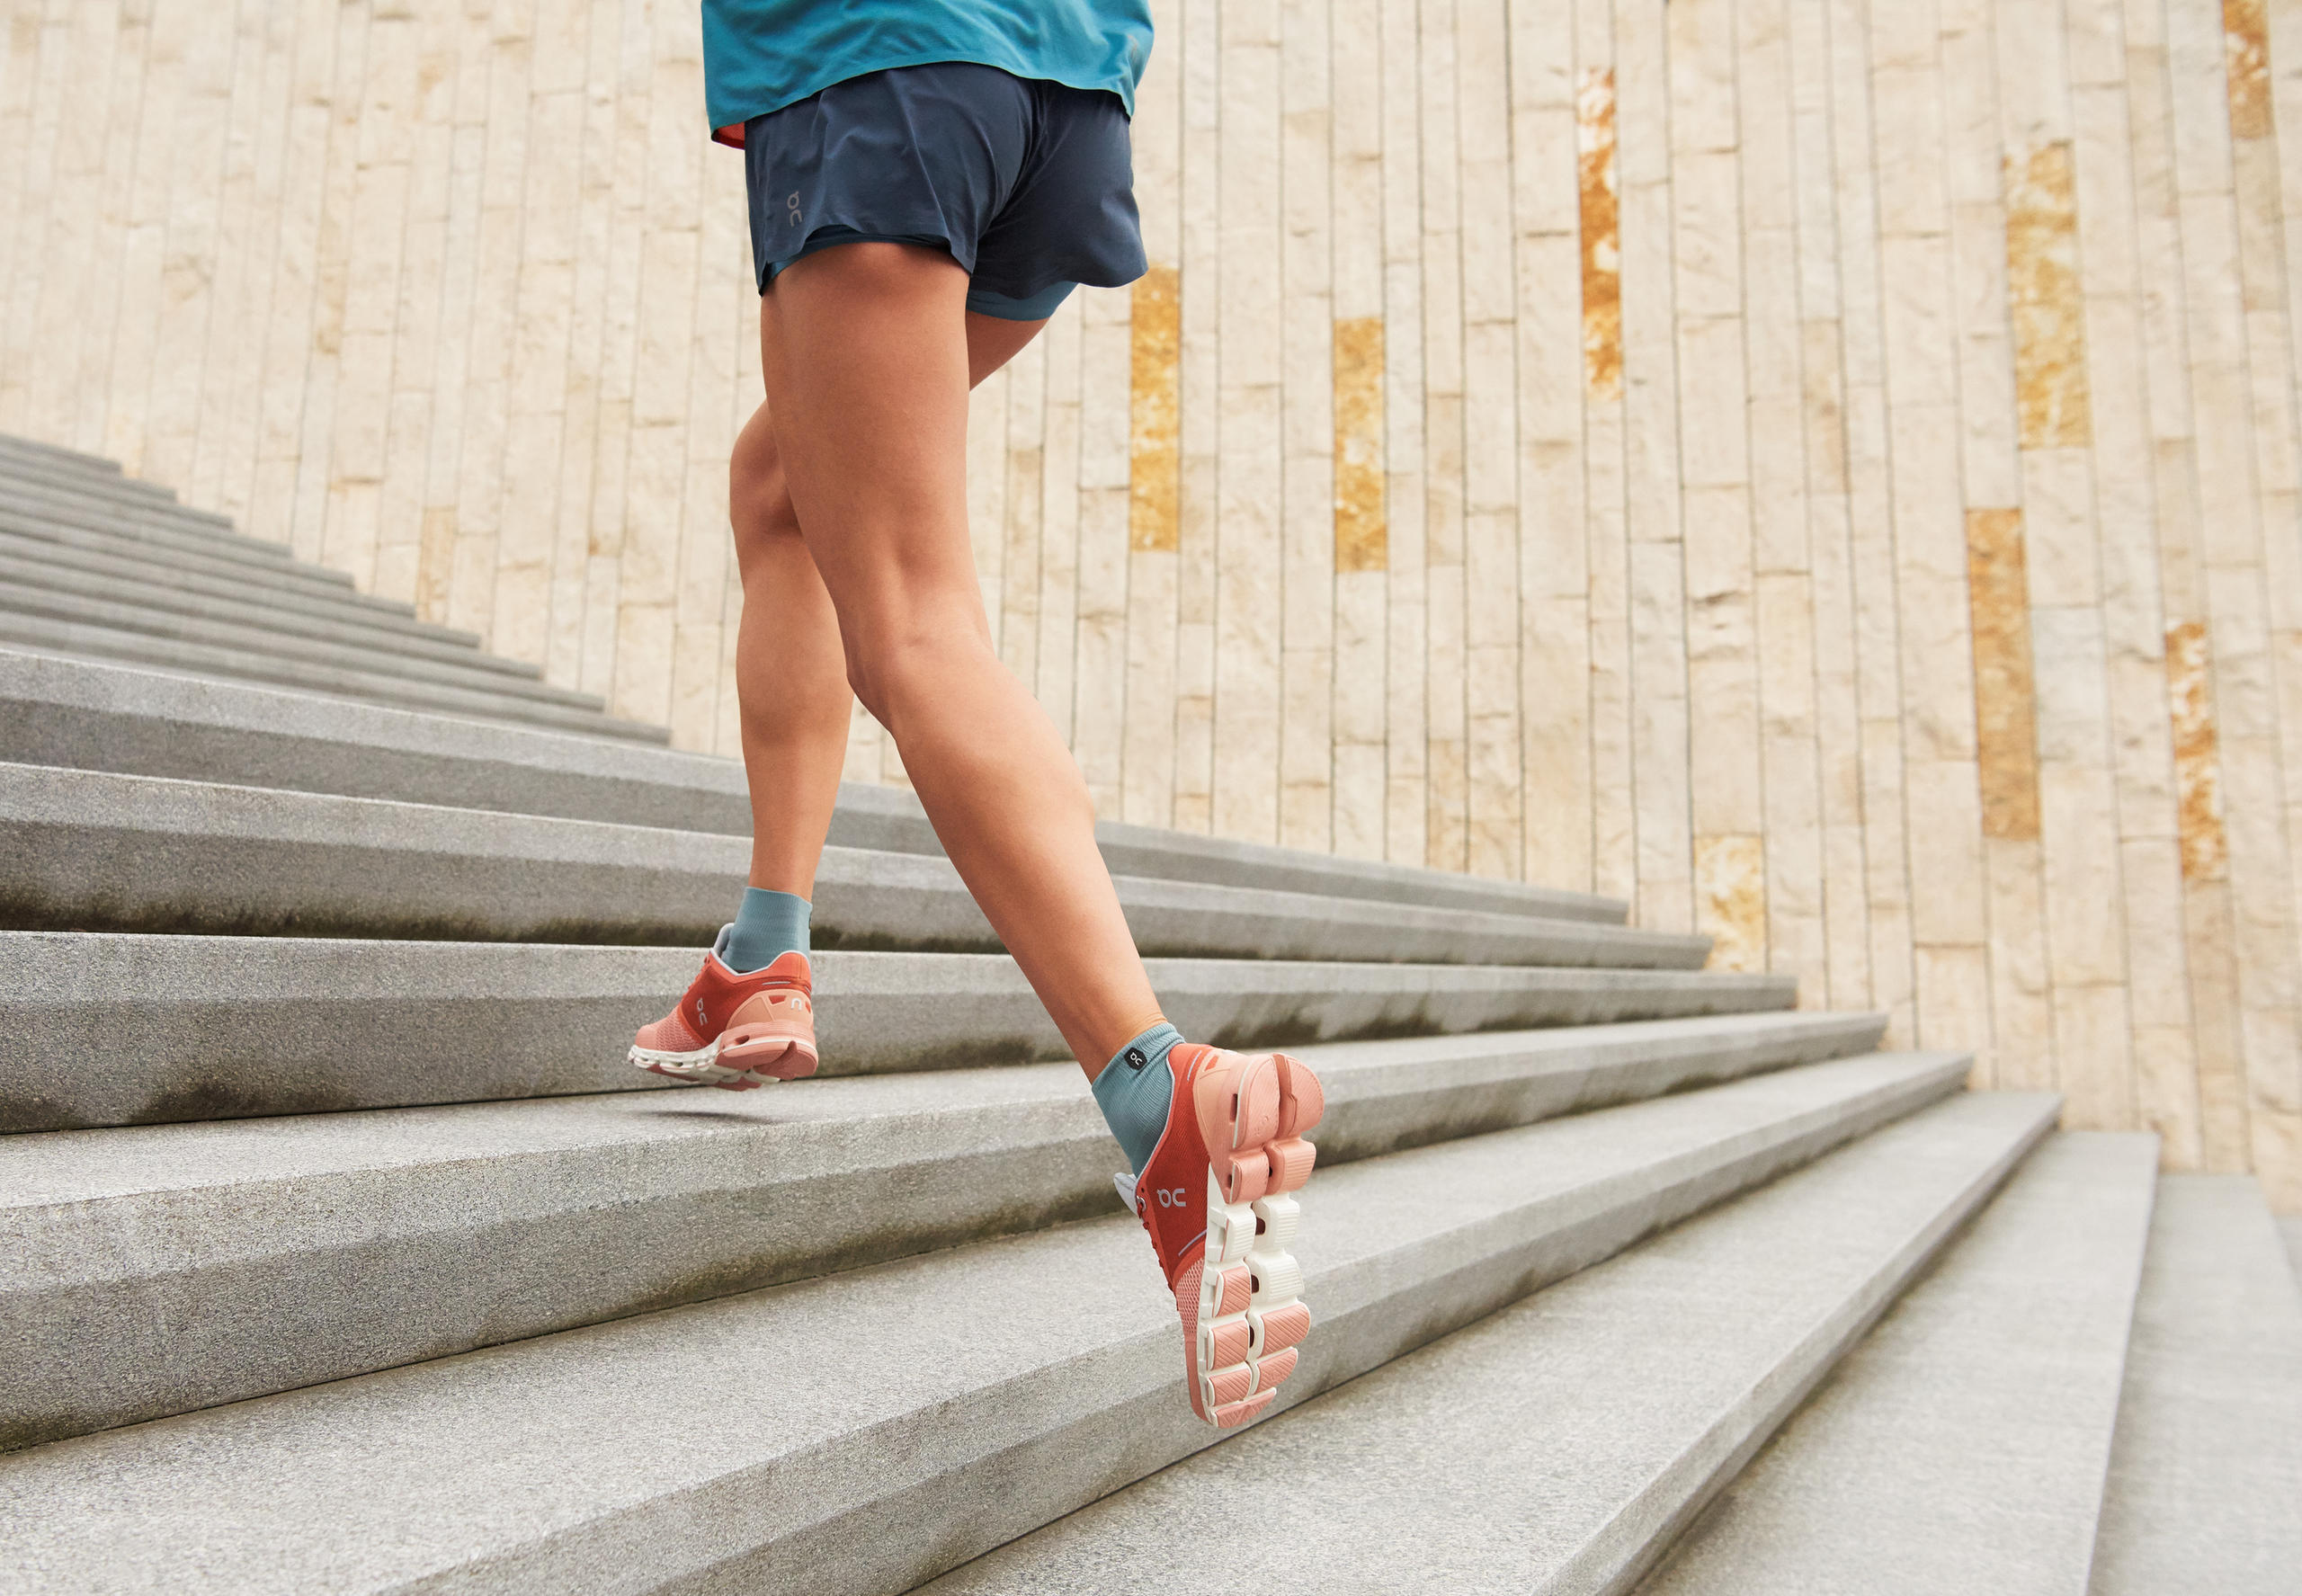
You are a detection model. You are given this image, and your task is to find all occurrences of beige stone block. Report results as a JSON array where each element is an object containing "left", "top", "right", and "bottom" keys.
[
  {"left": 1799, "top": 321, "right": 1850, "bottom": 495},
  {"left": 1212, "top": 383, "right": 1282, "bottom": 844},
  {"left": 1466, "top": 508, "right": 1520, "bottom": 650},
  {"left": 2039, "top": 759, "right": 2134, "bottom": 988},
  {"left": 1629, "top": 539, "right": 1693, "bottom": 931},
  {"left": 1521, "top": 593, "right": 1593, "bottom": 892},
  {"left": 1461, "top": 318, "right": 1518, "bottom": 516},
  {"left": 1914, "top": 941, "right": 1996, "bottom": 1065},
  {"left": 1758, "top": 690, "right": 1829, "bottom": 1008},
  {"left": 1878, "top": 235, "right": 1959, "bottom": 410},
  {"left": 1985, "top": 834, "right": 2057, "bottom": 1092},
  {"left": 2016, "top": 444, "right": 2101, "bottom": 606},
  {"left": 1120, "top": 545, "right": 1178, "bottom": 828},
  {"left": 2055, "top": 981, "right": 2140, "bottom": 1130},
  {"left": 2121, "top": 833, "right": 2196, "bottom": 1031},
  {"left": 1892, "top": 563, "right": 1979, "bottom": 767},
  {"left": 1937, "top": 21, "right": 2003, "bottom": 208},
  {"left": 1514, "top": 232, "right": 1581, "bottom": 441},
  {"left": 1664, "top": 0, "right": 1737, "bottom": 153},
  {"left": 1673, "top": 317, "right": 1751, "bottom": 489},
  {"left": 1612, "top": 0, "right": 1672, "bottom": 190},
  {"left": 2061, "top": 0, "right": 2126, "bottom": 87},
  {"left": 1671, "top": 149, "right": 1745, "bottom": 318},
  {"left": 1695, "top": 833, "right": 1768, "bottom": 972},
  {"left": 1901, "top": 755, "right": 1989, "bottom": 944},
  {"left": 2031, "top": 604, "right": 2118, "bottom": 768},
  {"left": 1747, "top": 396, "right": 1810, "bottom": 577},
  {"left": 1333, "top": 741, "right": 1387, "bottom": 862},
  {"left": 1869, "top": 66, "right": 1950, "bottom": 238},
  {"left": 1512, "top": 99, "right": 1578, "bottom": 237}
]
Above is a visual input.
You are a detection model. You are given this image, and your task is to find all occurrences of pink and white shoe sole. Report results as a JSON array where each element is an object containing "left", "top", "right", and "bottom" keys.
[
  {"left": 1188, "top": 1052, "right": 1322, "bottom": 1427},
  {"left": 629, "top": 1031, "right": 817, "bottom": 1091}
]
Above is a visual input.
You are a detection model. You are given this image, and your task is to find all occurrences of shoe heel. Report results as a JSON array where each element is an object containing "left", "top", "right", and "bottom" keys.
[{"left": 1271, "top": 1053, "right": 1325, "bottom": 1138}]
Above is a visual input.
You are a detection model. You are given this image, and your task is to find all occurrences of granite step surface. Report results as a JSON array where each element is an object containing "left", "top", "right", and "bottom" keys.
[
  {"left": 0, "top": 498, "right": 409, "bottom": 611},
  {"left": 0, "top": 521, "right": 475, "bottom": 643},
  {"left": 0, "top": 474, "right": 288, "bottom": 555},
  {"left": 921, "top": 1088, "right": 2058, "bottom": 1596},
  {"left": 0, "top": 432, "right": 131, "bottom": 482},
  {"left": 1636, "top": 1129, "right": 2157, "bottom": 1596},
  {"left": 0, "top": 628, "right": 668, "bottom": 745},
  {"left": 0, "top": 544, "right": 529, "bottom": 673},
  {"left": 0, "top": 930, "right": 1795, "bottom": 1130},
  {"left": 0, "top": 580, "right": 607, "bottom": 709},
  {"left": 0, "top": 764, "right": 1711, "bottom": 970},
  {"left": 0, "top": 450, "right": 205, "bottom": 518},
  {"left": 0, "top": 649, "right": 1628, "bottom": 924},
  {"left": 2090, "top": 1174, "right": 2302, "bottom": 1595},
  {"left": 0, "top": 1011, "right": 1885, "bottom": 1449},
  {"left": 0, "top": 1052, "right": 1972, "bottom": 1593}
]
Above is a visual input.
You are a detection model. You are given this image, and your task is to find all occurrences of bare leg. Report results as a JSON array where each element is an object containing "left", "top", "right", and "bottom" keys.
[
  {"left": 730, "top": 311, "right": 1057, "bottom": 897},
  {"left": 729, "top": 401, "right": 852, "bottom": 898},
  {"left": 755, "top": 242, "right": 1162, "bottom": 1076}
]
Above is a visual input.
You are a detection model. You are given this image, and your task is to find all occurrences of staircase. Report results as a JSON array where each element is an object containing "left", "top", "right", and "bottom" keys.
[{"left": 1, "top": 431, "right": 2296, "bottom": 1593}]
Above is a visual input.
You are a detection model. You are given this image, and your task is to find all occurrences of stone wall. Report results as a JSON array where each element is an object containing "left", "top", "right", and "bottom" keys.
[{"left": 4, "top": 0, "right": 2298, "bottom": 1204}]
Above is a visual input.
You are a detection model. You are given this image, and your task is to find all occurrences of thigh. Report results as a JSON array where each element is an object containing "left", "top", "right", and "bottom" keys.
[{"left": 755, "top": 243, "right": 989, "bottom": 650}]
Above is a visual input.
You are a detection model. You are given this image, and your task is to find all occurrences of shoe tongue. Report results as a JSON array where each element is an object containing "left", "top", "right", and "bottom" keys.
[
  {"left": 709, "top": 924, "right": 736, "bottom": 967},
  {"left": 1111, "top": 1171, "right": 1138, "bottom": 1212}
]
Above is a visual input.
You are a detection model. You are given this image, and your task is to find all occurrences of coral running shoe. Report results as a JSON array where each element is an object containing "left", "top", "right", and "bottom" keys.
[
  {"left": 629, "top": 928, "right": 817, "bottom": 1090},
  {"left": 1117, "top": 1044, "right": 1325, "bottom": 1427}
]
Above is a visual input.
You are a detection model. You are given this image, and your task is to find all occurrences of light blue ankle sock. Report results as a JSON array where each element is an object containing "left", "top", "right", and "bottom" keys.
[
  {"left": 1092, "top": 1021, "right": 1184, "bottom": 1176},
  {"left": 722, "top": 887, "right": 811, "bottom": 972}
]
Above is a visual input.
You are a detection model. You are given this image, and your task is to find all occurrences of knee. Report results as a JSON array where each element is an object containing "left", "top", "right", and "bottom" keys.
[
  {"left": 730, "top": 411, "right": 801, "bottom": 559},
  {"left": 840, "top": 618, "right": 992, "bottom": 729}
]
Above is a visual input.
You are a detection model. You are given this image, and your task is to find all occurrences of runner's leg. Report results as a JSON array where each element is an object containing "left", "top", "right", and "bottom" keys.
[
  {"left": 756, "top": 239, "right": 1163, "bottom": 1075},
  {"left": 729, "top": 310, "right": 1057, "bottom": 898}
]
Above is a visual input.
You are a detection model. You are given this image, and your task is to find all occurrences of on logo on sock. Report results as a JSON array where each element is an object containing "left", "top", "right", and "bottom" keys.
[{"left": 1126, "top": 1047, "right": 1148, "bottom": 1071}]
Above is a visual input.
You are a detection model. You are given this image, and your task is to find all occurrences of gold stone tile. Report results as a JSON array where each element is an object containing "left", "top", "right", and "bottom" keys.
[
  {"left": 2223, "top": 0, "right": 2271, "bottom": 139},
  {"left": 2167, "top": 618, "right": 2233, "bottom": 881},
  {"left": 1966, "top": 507, "right": 2044, "bottom": 841},
  {"left": 1332, "top": 314, "right": 1387, "bottom": 572},
  {"left": 1129, "top": 264, "right": 1182, "bottom": 555},
  {"left": 2003, "top": 141, "right": 2095, "bottom": 450},
  {"left": 1694, "top": 833, "right": 1768, "bottom": 971},
  {"left": 1577, "top": 66, "right": 1623, "bottom": 400}
]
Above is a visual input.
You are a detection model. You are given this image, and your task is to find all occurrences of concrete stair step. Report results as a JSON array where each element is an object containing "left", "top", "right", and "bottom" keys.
[
  {"left": 2090, "top": 1175, "right": 2302, "bottom": 1594},
  {"left": 0, "top": 764, "right": 1712, "bottom": 971},
  {"left": 922, "top": 1087, "right": 2058, "bottom": 1596},
  {"left": 0, "top": 450, "right": 210, "bottom": 521},
  {"left": 0, "top": 544, "right": 534, "bottom": 676},
  {"left": 0, "top": 500, "right": 421, "bottom": 614},
  {"left": 0, "top": 475, "right": 290, "bottom": 558},
  {"left": 0, "top": 580, "right": 603, "bottom": 710},
  {"left": 0, "top": 518, "right": 475, "bottom": 641},
  {"left": 0, "top": 928, "right": 1795, "bottom": 1130},
  {"left": 0, "top": 433, "right": 129, "bottom": 482},
  {"left": 2283, "top": 1213, "right": 2302, "bottom": 1288},
  {"left": 1636, "top": 1130, "right": 2157, "bottom": 1595},
  {"left": 0, "top": 929, "right": 1794, "bottom": 1131},
  {"left": 0, "top": 1052, "right": 1974, "bottom": 1593},
  {"left": 0, "top": 650, "right": 1631, "bottom": 926},
  {"left": 0, "top": 1010, "right": 1885, "bottom": 1449},
  {"left": 0, "top": 628, "right": 666, "bottom": 747}
]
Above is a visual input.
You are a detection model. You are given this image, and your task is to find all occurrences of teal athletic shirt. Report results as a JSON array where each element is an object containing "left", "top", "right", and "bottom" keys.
[{"left": 701, "top": 0, "right": 1155, "bottom": 145}]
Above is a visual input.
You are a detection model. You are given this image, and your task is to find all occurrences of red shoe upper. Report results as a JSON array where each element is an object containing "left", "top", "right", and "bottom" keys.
[
  {"left": 1130, "top": 1044, "right": 1221, "bottom": 1293},
  {"left": 635, "top": 947, "right": 812, "bottom": 1053}
]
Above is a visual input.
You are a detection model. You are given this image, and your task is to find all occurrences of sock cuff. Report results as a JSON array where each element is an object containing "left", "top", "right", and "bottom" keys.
[{"left": 1092, "top": 1021, "right": 1184, "bottom": 1177}]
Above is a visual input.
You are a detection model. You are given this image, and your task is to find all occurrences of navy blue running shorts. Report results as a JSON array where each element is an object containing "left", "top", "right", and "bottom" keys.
[{"left": 743, "top": 62, "right": 1147, "bottom": 321}]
